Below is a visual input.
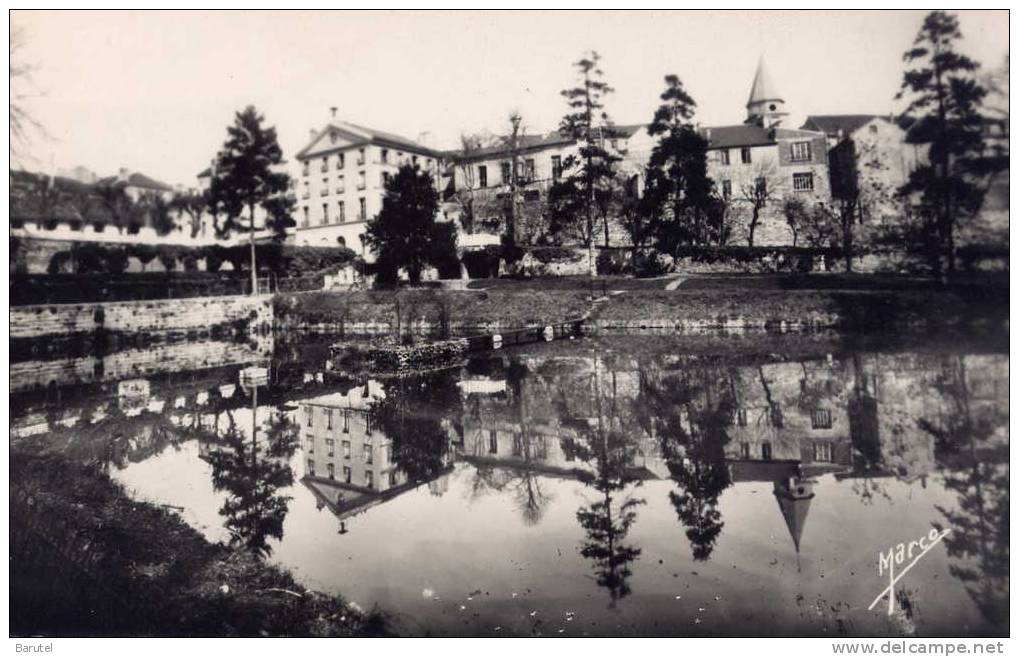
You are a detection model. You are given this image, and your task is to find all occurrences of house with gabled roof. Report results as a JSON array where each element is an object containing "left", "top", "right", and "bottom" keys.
[
  {"left": 291, "top": 114, "right": 444, "bottom": 257},
  {"left": 699, "top": 57, "right": 832, "bottom": 246}
]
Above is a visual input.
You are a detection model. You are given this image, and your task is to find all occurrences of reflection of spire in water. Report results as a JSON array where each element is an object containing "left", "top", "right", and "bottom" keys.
[{"left": 773, "top": 476, "right": 815, "bottom": 561}]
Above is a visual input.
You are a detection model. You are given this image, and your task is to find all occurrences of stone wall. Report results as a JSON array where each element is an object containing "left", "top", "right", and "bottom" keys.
[{"left": 10, "top": 294, "right": 273, "bottom": 340}]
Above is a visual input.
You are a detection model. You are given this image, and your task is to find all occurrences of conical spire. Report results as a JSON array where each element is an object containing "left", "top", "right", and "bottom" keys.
[
  {"left": 747, "top": 55, "right": 783, "bottom": 107},
  {"left": 773, "top": 477, "right": 815, "bottom": 553}
]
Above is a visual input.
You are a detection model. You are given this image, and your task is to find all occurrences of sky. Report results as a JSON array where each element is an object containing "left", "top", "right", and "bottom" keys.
[{"left": 10, "top": 9, "right": 1009, "bottom": 187}]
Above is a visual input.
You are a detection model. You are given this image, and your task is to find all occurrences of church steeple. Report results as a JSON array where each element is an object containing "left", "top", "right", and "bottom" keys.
[{"left": 746, "top": 55, "right": 788, "bottom": 128}]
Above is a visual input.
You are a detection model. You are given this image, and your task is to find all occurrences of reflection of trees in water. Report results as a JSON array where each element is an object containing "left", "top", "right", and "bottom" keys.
[
  {"left": 572, "top": 428, "right": 645, "bottom": 605},
  {"left": 558, "top": 358, "right": 646, "bottom": 605},
  {"left": 201, "top": 400, "right": 299, "bottom": 558},
  {"left": 922, "top": 356, "right": 1009, "bottom": 629},
  {"left": 636, "top": 365, "right": 734, "bottom": 562},
  {"left": 374, "top": 369, "right": 461, "bottom": 483}
]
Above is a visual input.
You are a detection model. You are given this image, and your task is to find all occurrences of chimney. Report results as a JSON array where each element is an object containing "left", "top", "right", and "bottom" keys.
[
  {"left": 117, "top": 167, "right": 130, "bottom": 183},
  {"left": 330, "top": 106, "right": 338, "bottom": 120},
  {"left": 416, "top": 131, "right": 432, "bottom": 147}
]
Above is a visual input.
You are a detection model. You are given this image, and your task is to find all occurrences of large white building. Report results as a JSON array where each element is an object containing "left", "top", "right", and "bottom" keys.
[{"left": 291, "top": 119, "right": 443, "bottom": 259}]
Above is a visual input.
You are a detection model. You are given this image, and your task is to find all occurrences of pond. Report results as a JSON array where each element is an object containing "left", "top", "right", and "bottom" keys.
[{"left": 10, "top": 331, "right": 1009, "bottom": 637}]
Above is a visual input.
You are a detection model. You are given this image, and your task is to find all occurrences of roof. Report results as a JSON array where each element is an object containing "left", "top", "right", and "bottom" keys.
[
  {"left": 296, "top": 121, "right": 441, "bottom": 160},
  {"left": 800, "top": 114, "right": 884, "bottom": 137},
  {"left": 700, "top": 124, "right": 775, "bottom": 149},
  {"left": 95, "top": 171, "right": 174, "bottom": 192},
  {"left": 447, "top": 124, "right": 647, "bottom": 162},
  {"left": 747, "top": 56, "right": 783, "bottom": 107}
]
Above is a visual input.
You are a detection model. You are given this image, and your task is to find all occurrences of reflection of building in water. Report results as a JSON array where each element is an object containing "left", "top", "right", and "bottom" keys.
[{"left": 297, "top": 380, "right": 454, "bottom": 532}]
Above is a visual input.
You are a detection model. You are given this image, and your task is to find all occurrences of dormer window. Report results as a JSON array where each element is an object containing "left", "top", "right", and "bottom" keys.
[{"left": 330, "top": 130, "right": 339, "bottom": 144}]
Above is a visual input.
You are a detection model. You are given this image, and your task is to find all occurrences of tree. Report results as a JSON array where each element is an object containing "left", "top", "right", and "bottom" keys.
[
  {"left": 736, "top": 160, "right": 784, "bottom": 247},
  {"left": 10, "top": 24, "right": 46, "bottom": 162},
  {"left": 170, "top": 190, "right": 209, "bottom": 238},
  {"left": 641, "top": 75, "right": 716, "bottom": 253},
  {"left": 781, "top": 197, "right": 808, "bottom": 247},
  {"left": 896, "top": 10, "right": 988, "bottom": 276},
  {"left": 95, "top": 182, "right": 141, "bottom": 231},
  {"left": 363, "top": 164, "right": 441, "bottom": 284},
  {"left": 450, "top": 132, "right": 489, "bottom": 233},
  {"left": 138, "top": 191, "right": 175, "bottom": 236},
  {"left": 549, "top": 51, "right": 621, "bottom": 275},
  {"left": 209, "top": 106, "right": 294, "bottom": 294}
]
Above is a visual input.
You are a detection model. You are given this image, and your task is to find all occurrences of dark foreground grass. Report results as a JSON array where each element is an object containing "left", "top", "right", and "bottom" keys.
[{"left": 10, "top": 448, "right": 391, "bottom": 637}]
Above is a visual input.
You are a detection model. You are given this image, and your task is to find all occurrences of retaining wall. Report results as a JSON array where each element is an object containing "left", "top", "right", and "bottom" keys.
[{"left": 10, "top": 294, "right": 273, "bottom": 340}]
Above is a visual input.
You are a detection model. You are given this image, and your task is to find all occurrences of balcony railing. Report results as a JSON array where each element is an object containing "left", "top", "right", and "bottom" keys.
[{"left": 320, "top": 188, "right": 329, "bottom": 196}]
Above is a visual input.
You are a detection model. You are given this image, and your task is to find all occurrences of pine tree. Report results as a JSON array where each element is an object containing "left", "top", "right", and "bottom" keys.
[
  {"left": 548, "top": 51, "right": 620, "bottom": 275},
  {"left": 363, "top": 164, "right": 444, "bottom": 285},
  {"left": 897, "top": 11, "right": 988, "bottom": 275},
  {"left": 210, "top": 106, "right": 294, "bottom": 294},
  {"left": 640, "top": 75, "right": 715, "bottom": 253}
]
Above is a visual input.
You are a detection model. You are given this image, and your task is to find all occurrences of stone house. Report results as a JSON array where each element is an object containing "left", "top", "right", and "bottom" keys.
[{"left": 700, "top": 58, "right": 831, "bottom": 246}]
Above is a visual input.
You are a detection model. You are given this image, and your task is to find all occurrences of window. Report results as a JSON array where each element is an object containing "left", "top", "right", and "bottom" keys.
[
  {"left": 735, "top": 408, "right": 747, "bottom": 426},
  {"left": 811, "top": 408, "right": 833, "bottom": 429},
  {"left": 321, "top": 157, "right": 328, "bottom": 173},
  {"left": 488, "top": 430, "right": 498, "bottom": 454},
  {"left": 302, "top": 161, "right": 309, "bottom": 176},
  {"left": 740, "top": 442, "right": 751, "bottom": 459},
  {"left": 500, "top": 161, "right": 511, "bottom": 184},
  {"left": 356, "top": 148, "right": 365, "bottom": 165},
  {"left": 790, "top": 141, "right": 812, "bottom": 162},
  {"left": 342, "top": 440, "right": 351, "bottom": 459},
  {"left": 512, "top": 434, "right": 523, "bottom": 457},
  {"left": 301, "top": 206, "right": 309, "bottom": 227},
  {"left": 342, "top": 409, "right": 350, "bottom": 433},
  {"left": 813, "top": 442, "right": 833, "bottom": 462},
  {"left": 327, "top": 463, "right": 335, "bottom": 480},
  {"left": 868, "top": 124, "right": 878, "bottom": 134},
  {"left": 307, "top": 408, "right": 313, "bottom": 427},
  {"left": 793, "top": 172, "right": 814, "bottom": 192},
  {"left": 770, "top": 408, "right": 784, "bottom": 428},
  {"left": 307, "top": 459, "right": 316, "bottom": 476},
  {"left": 722, "top": 180, "right": 732, "bottom": 200},
  {"left": 337, "top": 200, "right": 345, "bottom": 223},
  {"left": 741, "top": 147, "right": 752, "bottom": 164},
  {"left": 412, "top": 155, "right": 419, "bottom": 167},
  {"left": 381, "top": 149, "right": 389, "bottom": 163},
  {"left": 755, "top": 177, "right": 767, "bottom": 197},
  {"left": 336, "top": 174, "right": 345, "bottom": 193},
  {"left": 719, "top": 149, "right": 730, "bottom": 165},
  {"left": 302, "top": 181, "right": 310, "bottom": 200},
  {"left": 364, "top": 444, "right": 373, "bottom": 464},
  {"left": 381, "top": 172, "right": 390, "bottom": 188},
  {"left": 336, "top": 153, "right": 345, "bottom": 169},
  {"left": 478, "top": 165, "right": 488, "bottom": 188},
  {"left": 343, "top": 466, "right": 351, "bottom": 483},
  {"left": 325, "top": 409, "right": 333, "bottom": 430},
  {"left": 357, "top": 171, "right": 366, "bottom": 190},
  {"left": 306, "top": 436, "right": 314, "bottom": 454},
  {"left": 326, "top": 438, "right": 335, "bottom": 456},
  {"left": 322, "top": 203, "right": 329, "bottom": 224},
  {"left": 551, "top": 155, "right": 562, "bottom": 180},
  {"left": 358, "top": 198, "right": 366, "bottom": 221},
  {"left": 321, "top": 178, "right": 328, "bottom": 196},
  {"left": 761, "top": 442, "right": 773, "bottom": 460},
  {"left": 365, "top": 412, "right": 373, "bottom": 435},
  {"left": 365, "top": 470, "right": 374, "bottom": 488},
  {"left": 523, "top": 159, "right": 535, "bottom": 182}
]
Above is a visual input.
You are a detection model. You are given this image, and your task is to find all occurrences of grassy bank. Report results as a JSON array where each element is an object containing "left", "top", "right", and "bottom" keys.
[
  {"left": 10, "top": 448, "right": 390, "bottom": 637},
  {"left": 276, "top": 274, "right": 1007, "bottom": 336},
  {"left": 275, "top": 288, "right": 594, "bottom": 335}
]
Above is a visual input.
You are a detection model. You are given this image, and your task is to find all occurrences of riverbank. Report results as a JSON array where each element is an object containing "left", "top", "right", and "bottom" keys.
[
  {"left": 10, "top": 448, "right": 390, "bottom": 637},
  {"left": 276, "top": 273, "right": 1008, "bottom": 336}
]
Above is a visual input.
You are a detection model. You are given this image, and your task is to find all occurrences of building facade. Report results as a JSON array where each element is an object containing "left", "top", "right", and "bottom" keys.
[
  {"left": 291, "top": 120, "right": 443, "bottom": 259},
  {"left": 700, "top": 58, "right": 831, "bottom": 246}
]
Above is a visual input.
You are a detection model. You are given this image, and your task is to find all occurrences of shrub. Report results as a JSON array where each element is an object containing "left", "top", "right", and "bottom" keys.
[
  {"left": 633, "top": 251, "right": 672, "bottom": 278},
  {"left": 106, "top": 248, "right": 130, "bottom": 274},
  {"left": 158, "top": 252, "right": 177, "bottom": 271},
  {"left": 462, "top": 245, "right": 501, "bottom": 279},
  {"left": 427, "top": 222, "right": 462, "bottom": 280},
  {"left": 596, "top": 249, "right": 631, "bottom": 276},
  {"left": 530, "top": 246, "right": 582, "bottom": 264},
  {"left": 181, "top": 253, "right": 199, "bottom": 272}
]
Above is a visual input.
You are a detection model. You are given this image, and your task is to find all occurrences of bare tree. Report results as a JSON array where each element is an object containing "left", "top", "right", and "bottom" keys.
[
  {"left": 735, "top": 159, "right": 784, "bottom": 247},
  {"left": 10, "top": 24, "right": 47, "bottom": 162}
]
